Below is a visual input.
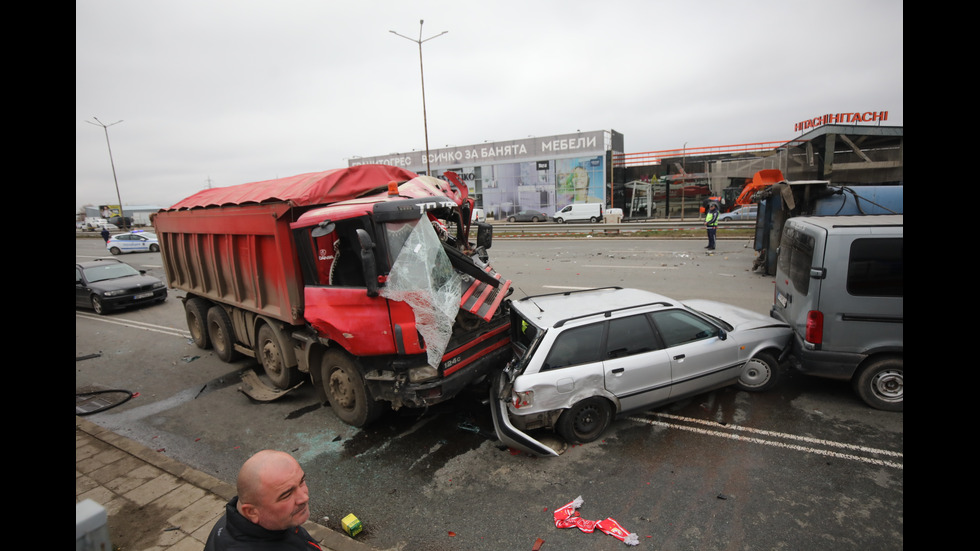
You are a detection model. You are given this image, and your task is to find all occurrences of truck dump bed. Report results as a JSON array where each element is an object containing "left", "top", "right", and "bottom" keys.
[{"left": 154, "top": 165, "right": 420, "bottom": 325}]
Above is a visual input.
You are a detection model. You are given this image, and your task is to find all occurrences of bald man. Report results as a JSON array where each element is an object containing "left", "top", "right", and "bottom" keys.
[{"left": 205, "top": 450, "right": 321, "bottom": 550}]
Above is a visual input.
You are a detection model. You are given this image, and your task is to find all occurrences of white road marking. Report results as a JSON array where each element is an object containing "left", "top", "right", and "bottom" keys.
[
  {"left": 76, "top": 312, "right": 191, "bottom": 339},
  {"left": 628, "top": 411, "right": 903, "bottom": 470}
]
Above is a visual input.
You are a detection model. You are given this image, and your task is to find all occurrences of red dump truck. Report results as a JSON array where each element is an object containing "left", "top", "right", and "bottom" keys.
[{"left": 153, "top": 165, "right": 512, "bottom": 426}]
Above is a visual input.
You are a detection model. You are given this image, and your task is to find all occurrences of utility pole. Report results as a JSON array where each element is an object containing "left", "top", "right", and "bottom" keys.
[
  {"left": 390, "top": 20, "right": 447, "bottom": 176},
  {"left": 86, "top": 117, "right": 127, "bottom": 228}
]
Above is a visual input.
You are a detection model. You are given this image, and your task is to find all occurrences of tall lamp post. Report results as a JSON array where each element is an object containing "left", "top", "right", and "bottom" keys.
[
  {"left": 86, "top": 117, "right": 126, "bottom": 229},
  {"left": 390, "top": 20, "right": 447, "bottom": 176}
]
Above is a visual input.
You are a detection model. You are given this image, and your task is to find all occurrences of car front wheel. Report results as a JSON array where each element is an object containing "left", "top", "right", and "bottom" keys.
[
  {"left": 91, "top": 295, "right": 107, "bottom": 315},
  {"left": 556, "top": 397, "right": 612, "bottom": 444},
  {"left": 736, "top": 352, "right": 780, "bottom": 392}
]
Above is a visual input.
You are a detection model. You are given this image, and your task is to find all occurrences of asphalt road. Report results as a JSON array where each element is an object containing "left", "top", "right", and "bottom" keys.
[{"left": 76, "top": 236, "right": 903, "bottom": 551}]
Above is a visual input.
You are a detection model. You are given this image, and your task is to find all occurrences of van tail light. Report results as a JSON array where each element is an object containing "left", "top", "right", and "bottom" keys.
[{"left": 805, "top": 310, "right": 824, "bottom": 345}]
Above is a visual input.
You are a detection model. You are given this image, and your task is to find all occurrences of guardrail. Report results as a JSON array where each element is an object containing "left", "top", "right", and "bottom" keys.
[{"left": 479, "top": 220, "right": 755, "bottom": 236}]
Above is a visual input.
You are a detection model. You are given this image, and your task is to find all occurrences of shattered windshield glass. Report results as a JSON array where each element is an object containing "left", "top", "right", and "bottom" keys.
[{"left": 380, "top": 215, "right": 462, "bottom": 367}]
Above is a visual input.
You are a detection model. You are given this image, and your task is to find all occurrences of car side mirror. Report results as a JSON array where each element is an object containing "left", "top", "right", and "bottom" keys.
[
  {"left": 476, "top": 222, "right": 493, "bottom": 249},
  {"left": 717, "top": 328, "right": 727, "bottom": 340}
]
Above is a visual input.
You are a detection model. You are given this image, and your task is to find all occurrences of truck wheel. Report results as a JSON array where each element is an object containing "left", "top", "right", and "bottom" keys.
[
  {"left": 257, "top": 324, "right": 298, "bottom": 388},
  {"left": 854, "top": 357, "right": 903, "bottom": 412},
  {"left": 735, "top": 352, "right": 780, "bottom": 392},
  {"left": 556, "top": 397, "right": 612, "bottom": 444},
  {"left": 321, "top": 350, "right": 383, "bottom": 427},
  {"left": 185, "top": 298, "right": 211, "bottom": 350},
  {"left": 207, "top": 306, "right": 239, "bottom": 362}
]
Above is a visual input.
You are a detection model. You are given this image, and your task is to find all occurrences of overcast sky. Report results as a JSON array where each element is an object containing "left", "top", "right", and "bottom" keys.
[{"left": 75, "top": 0, "right": 903, "bottom": 213}]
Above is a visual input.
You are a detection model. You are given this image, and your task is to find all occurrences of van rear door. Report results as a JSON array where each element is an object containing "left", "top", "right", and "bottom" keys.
[{"left": 772, "top": 220, "right": 827, "bottom": 344}]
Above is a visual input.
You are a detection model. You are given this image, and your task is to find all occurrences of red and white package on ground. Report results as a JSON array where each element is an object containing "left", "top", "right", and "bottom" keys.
[{"left": 553, "top": 496, "right": 639, "bottom": 546}]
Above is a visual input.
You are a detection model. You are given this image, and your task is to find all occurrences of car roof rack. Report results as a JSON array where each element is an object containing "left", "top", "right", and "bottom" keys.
[
  {"left": 517, "top": 286, "right": 622, "bottom": 303},
  {"left": 554, "top": 300, "right": 673, "bottom": 328}
]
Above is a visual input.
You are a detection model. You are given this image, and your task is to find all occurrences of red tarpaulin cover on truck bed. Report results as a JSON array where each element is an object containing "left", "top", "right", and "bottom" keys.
[{"left": 165, "top": 165, "right": 420, "bottom": 210}]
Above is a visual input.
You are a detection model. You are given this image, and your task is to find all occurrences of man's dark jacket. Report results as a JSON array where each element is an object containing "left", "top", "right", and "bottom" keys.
[{"left": 204, "top": 497, "right": 321, "bottom": 550}]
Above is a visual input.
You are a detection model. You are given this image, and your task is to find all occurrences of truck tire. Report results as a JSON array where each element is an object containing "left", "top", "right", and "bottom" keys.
[
  {"left": 321, "top": 350, "right": 384, "bottom": 427},
  {"left": 207, "top": 306, "right": 239, "bottom": 362},
  {"left": 257, "top": 324, "right": 298, "bottom": 388},
  {"left": 853, "top": 356, "right": 903, "bottom": 412},
  {"left": 185, "top": 298, "right": 211, "bottom": 350}
]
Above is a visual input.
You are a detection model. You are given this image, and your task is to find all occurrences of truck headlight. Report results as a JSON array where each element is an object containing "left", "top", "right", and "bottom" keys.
[{"left": 408, "top": 365, "right": 439, "bottom": 383}]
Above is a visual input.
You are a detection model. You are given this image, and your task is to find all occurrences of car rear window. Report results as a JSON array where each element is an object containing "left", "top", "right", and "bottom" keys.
[{"left": 543, "top": 323, "right": 604, "bottom": 371}]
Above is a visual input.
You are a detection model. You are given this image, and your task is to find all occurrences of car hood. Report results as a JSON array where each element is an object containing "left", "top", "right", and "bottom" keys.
[
  {"left": 89, "top": 274, "right": 162, "bottom": 291},
  {"left": 681, "top": 299, "right": 788, "bottom": 332}
]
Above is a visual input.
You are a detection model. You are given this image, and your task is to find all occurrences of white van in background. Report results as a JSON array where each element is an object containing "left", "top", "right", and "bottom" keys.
[
  {"left": 770, "top": 215, "right": 903, "bottom": 411},
  {"left": 552, "top": 202, "right": 603, "bottom": 223}
]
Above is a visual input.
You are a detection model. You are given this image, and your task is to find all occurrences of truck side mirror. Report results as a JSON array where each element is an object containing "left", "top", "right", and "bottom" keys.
[
  {"left": 355, "top": 229, "right": 379, "bottom": 297},
  {"left": 476, "top": 222, "right": 493, "bottom": 249}
]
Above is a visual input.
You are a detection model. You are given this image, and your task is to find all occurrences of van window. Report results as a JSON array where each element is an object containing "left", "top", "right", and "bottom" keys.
[
  {"left": 847, "top": 238, "right": 903, "bottom": 297},
  {"left": 777, "top": 226, "right": 815, "bottom": 295}
]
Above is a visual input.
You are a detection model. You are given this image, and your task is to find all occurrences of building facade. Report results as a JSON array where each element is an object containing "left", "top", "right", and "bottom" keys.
[{"left": 350, "top": 130, "right": 623, "bottom": 220}]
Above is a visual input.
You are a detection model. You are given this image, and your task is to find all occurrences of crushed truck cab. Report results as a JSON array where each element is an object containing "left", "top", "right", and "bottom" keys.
[{"left": 154, "top": 165, "right": 512, "bottom": 427}]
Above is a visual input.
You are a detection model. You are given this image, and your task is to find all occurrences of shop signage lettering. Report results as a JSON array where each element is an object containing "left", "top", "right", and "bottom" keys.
[{"left": 795, "top": 111, "right": 888, "bottom": 132}]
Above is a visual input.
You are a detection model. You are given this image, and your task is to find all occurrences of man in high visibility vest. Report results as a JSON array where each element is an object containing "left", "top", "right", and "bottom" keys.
[{"left": 704, "top": 203, "right": 719, "bottom": 250}]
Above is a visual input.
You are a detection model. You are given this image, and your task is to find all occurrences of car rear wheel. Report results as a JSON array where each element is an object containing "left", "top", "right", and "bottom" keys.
[
  {"left": 109, "top": 247, "right": 121, "bottom": 255},
  {"left": 320, "top": 350, "right": 384, "bottom": 427},
  {"left": 853, "top": 357, "right": 903, "bottom": 411},
  {"left": 257, "top": 324, "right": 298, "bottom": 389},
  {"left": 206, "top": 306, "right": 238, "bottom": 362},
  {"left": 736, "top": 352, "right": 779, "bottom": 392},
  {"left": 531, "top": 216, "right": 539, "bottom": 222},
  {"left": 185, "top": 298, "right": 211, "bottom": 349},
  {"left": 556, "top": 397, "right": 612, "bottom": 444}
]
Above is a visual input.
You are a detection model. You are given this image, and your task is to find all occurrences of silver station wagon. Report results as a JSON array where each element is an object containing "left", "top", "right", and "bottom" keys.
[{"left": 491, "top": 287, "right": 792, "bottom": 456}]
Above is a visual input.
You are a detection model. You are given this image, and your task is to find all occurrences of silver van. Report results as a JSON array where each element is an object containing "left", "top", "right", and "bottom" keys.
[{"left": 771, "top": 215, "right": 903, "bottom": 411}]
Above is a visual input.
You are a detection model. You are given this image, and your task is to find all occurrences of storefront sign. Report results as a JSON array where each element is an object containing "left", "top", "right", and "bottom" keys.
[{"left": 794, "top": 111, "right": 889, "bottom": 133}]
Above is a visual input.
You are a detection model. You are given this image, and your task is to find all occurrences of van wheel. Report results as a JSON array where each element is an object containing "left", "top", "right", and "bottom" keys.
[
  {"left": 854, "top": 357, "right": 903, "bottom": 411},
  {"left": 207, "top": 306, "right": 239, "bottom": 362},
  {"left": 590, "top": 216, "right": 598, "bottom": 223},
  {"left": 321, "top": 350, "right": 384, "bottom": 427},
  {"left": 555, "top": 217, "right": 565, "bottom": 224},
  {"left": 257, "top": 324, "right": 298, "bottom": 388},
  {"left": 736, "top": 352, "right": 780, "bottom": 392},
  {"left": 556, "top": 397, "right": 612, "bottom": 444},
  {"left": 185, "top": 298, "right": 211, "bottom": 349}
]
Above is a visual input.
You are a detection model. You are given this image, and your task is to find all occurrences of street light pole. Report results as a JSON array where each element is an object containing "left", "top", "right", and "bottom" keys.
[
  {"left": 86, "top": 117, "right": 127, "bottom": 229},
  {"left": 390, "top": 20, "right": 447, "bottom": 176}
]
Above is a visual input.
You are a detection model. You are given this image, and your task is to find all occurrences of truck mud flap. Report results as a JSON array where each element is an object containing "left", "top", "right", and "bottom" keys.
[
  {"left": 490, "top": 373, "right": 559, "bottom": 457},
  {"left": 238, "top": 369, "right": 305, "bottom": 402}
]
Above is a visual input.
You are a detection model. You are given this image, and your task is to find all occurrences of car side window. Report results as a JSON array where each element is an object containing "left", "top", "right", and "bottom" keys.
[
  {"left": 605, "top": 314, "right": 662, "bottom": 359},
  {"left": 542, "top": 323, "right": 604, "bottom": 371},
  {"left": 649, "top": 309, "right": 719, "bottom": 348}
]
